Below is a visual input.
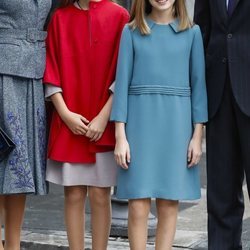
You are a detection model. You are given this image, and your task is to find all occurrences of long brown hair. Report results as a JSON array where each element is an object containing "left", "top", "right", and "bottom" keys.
[{"left": 129, "top": 0, "right": 192, "bottom": 35}]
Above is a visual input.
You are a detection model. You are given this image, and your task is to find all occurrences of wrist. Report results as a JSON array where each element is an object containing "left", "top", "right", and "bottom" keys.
[
  {"left": 115, "top": 134, "right": 127, "bottom": 141},
  {"left": 192, "top": 135, "right": 202, "bottom": 142},
  {"left": 60, "top": 109, "right": 71, "bottom": 122},
  {"left": 98, "top": 111, "right": 109, "bottom": 122}
]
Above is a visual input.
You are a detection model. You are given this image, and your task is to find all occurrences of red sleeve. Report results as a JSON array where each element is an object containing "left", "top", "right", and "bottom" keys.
[{"left": 43, "top": 12, "right": 61, "bottom": 87}]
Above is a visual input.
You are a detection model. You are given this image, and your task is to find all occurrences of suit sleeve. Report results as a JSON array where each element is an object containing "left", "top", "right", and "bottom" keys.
[
  {"left": 194, "top": 0, "right": 211, "bottom": 49},
  {"left": 190, "top": 25, "right": 208, "bottom": 124},
  {"left": 43, "top": 13, "right": 61, "bottom": 87},
  {"left": 110, "top": 25, "right": 134, "bottom": 123}
]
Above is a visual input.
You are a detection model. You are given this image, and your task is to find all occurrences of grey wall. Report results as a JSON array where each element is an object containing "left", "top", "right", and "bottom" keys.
[{"left": 186, "top": 0, "right": 195, "bottom": 20}]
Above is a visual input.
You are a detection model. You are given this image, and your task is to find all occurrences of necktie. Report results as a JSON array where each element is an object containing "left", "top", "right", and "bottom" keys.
[{"left": 228, "top": 0, "right": 236, "bottom": 16}]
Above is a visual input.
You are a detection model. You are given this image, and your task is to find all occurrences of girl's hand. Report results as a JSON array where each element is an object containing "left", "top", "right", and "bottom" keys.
[
  {"left": 188, "top": 124, "right": 204, "bottom": 167},
  {"left": 187, "top": 136, "right": 202, "bottom": 167},
  {"left": 114, "top": 137, "right": 131, "bottom": 169},
  {"left": 85, "top": 113, "right": 109, "bottom": 142},
  {"left": 62, "top": 111, "right": 89, "bottom": 135}
]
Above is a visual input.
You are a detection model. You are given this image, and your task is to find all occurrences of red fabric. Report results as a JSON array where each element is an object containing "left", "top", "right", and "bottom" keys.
[{"left": 44, "top": 1, "right": 129, "bottom": 163}]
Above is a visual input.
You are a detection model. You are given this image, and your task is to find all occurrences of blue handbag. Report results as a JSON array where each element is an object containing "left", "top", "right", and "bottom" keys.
[{"left": 0, "top": 127, "right": 15, "bottom": 162}]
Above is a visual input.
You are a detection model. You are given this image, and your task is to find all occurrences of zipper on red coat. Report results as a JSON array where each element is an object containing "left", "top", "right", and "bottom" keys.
[{"left": 88, "top": 10, "right": 92, "bottom": 46}]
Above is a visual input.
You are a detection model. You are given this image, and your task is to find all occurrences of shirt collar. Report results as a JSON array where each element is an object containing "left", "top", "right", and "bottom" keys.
[{"left": 146, "top": 18, "right": 181, "bottom": 33}]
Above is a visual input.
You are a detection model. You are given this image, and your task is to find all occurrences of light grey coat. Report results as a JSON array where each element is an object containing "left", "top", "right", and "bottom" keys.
[{"left": 0, "top": 0, "right": 51, "bottom": 79}]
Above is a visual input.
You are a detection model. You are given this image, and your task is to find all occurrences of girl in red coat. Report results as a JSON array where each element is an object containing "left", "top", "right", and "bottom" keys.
[{"left": 44, "top": 0, "right": 129, "bottom": 249}]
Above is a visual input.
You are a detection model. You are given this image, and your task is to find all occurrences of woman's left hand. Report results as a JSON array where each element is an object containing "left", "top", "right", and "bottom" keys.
[
  {"left": 187, "top": 135, "right": 202, "bottom": 167},
  {"left": 85, "top": 113, "right": 108, "bottom": 142}
]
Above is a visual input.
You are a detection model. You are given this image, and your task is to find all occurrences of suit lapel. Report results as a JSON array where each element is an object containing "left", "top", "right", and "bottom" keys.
[
  {"left": 234, "top": 0, "right": 241, "bottom": 8},
  {"left": 219, "top": 0, "right": 241, "bottom": 22},
  {"left": 228, "top": 0, "right": 241, "bottom": 20},
  {"left": 217, "top": 0, "right": 228, "bottom": 24},
  {"left": 232, "top": 0, "right": 241, "bottom": 13}
]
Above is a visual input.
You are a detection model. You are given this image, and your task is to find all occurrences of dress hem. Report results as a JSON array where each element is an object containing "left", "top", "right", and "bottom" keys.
[
  {"left": 47, "top": 178, "right": 116, "bottom": 188},
  {"left": 116, "top": 193, "right": 201, "bottom": 201}
]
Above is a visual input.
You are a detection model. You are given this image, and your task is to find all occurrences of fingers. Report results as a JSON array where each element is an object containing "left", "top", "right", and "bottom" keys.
[
  {"left": 188, "top": 149, "right": 202, "bottom": 167},
  {"left": 78, "top": 115, "right": 89, "bottom": 134},
  {"left": 69, "top": 114, "right": 89, "bottom": 135},
  {"left": 94, "top": 133, "right": 103, "bottom": 142},
  {"left": 86, "top": 124, "right": 104, "bottom": 141},
  {"left": 120, "top": 153, "right": 128, "bottom": 169},
  {"left": 80, "top": 123, "right": 89, "bottom": 132},
  {"left": 75, "top": 128, "right": 87, "bottom": 135},
  {"left": 115, "top": 153, "right": 125, "bottom": 169},
  {"left": 90, "top": 132, "right": 102, "bottom": 142},
  {"left": 71, "top": 125, "right": 88, "bottom": 135},
  {"left": 85, "top": 130, "right": 94, "bottom": 139},
  {"left": 126, "top": 148, "right": 131, "bottom": 164},
  {"left": 187, "top": 147, "right": 192, "bottom": 163},
  {"left": 80, "top": 116, "right": 89, "bottom": 124},
  {"left": 85, "top": 126, "right": 99, "bottom": 140},
  {"left": 115, "top": 151, "right": 130, "bottom": 169}
]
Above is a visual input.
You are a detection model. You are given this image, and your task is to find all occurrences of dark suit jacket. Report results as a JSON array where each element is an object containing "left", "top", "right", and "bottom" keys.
[{"left": 194, "top": 0, "right": 250, "bottom": 118}]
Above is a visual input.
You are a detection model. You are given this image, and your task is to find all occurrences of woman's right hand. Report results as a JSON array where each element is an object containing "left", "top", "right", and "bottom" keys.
[
  {"left": 62, "top": 111, "right": 89, "bottom": 135},
  {"left": 114, "top": 137, "right": 131, "bottom": 169}
]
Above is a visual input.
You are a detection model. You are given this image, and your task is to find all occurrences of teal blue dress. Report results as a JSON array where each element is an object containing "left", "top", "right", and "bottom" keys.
[{"left": 111, "top": 19, "right": 208, "bottom": 200}]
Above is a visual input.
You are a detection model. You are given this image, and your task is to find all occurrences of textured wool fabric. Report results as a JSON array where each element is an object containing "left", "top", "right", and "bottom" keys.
[
  {"left": 0, "top": 0, "right": 50, "bottom": 195},
  {"left": 0, "top": 75, "right": 48, "bottom": 195},
  {"left": 0, "top": 0, "right": 51, "bottom": 79}
]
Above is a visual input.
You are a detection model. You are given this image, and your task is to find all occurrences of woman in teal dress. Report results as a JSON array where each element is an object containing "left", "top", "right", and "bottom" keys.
[{"left": 111, "top": 0, "right": 208, "bottom": 249}]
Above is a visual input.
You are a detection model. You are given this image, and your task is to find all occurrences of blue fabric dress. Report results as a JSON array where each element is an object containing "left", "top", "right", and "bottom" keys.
[{"left": 111, "top": 19, "right": 208, "bottom": 200}]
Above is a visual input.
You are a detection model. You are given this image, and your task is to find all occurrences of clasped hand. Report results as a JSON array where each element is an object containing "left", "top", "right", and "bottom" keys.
[{"left": 63, "top": 111, "right": 108, "bottom": 142}]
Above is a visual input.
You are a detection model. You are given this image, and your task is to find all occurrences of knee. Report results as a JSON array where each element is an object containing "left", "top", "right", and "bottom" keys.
[
  {"left": 88, "top": 187, "right": 111, "bottom": 208},
  {"left": 64, "top": 187, "right": 84, "bottom": 205},
  {"left": 129, "top": 199, "right": 151, "bottom": 220},
  {"left": 157, "top": 199, "right": 179, "bottom": 216}
]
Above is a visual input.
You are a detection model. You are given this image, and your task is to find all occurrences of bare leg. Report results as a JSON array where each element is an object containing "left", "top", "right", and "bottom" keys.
[
  {"left": 128, "top": 199, "right": 151, "bottom": 250},
  {"left": 0, "top": 196, "right": 5, "bottom": 250},
  {"left": 4, "top": 194, "right": 26, "bottom": 250},
  {"left": 88, "top": 186, "right": 111, "bottom": 250},
  {"left": 155, "top": 199, "right": 179, "bottom": 250},
  {"left": 64, "top": 186, "right": 87, "bottom": 250}
]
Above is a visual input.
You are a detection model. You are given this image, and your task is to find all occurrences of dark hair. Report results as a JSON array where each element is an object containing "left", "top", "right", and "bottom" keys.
[{"left": 59, "top": 0, "right": 75, "bottom": 8}]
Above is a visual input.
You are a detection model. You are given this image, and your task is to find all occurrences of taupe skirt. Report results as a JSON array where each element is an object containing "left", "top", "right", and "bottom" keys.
[{"left": 46, "top": 152, "right": 118, "bottom": 187}]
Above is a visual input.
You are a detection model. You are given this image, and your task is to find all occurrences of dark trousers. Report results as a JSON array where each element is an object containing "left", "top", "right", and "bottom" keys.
[{"left": 206, "top": 74, "right": 250, "bottom": 250}]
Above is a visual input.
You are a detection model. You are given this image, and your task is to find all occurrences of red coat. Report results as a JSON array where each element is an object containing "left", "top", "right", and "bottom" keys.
[{"left": 44, "top": 1, "right": 129, "bottom": 163}]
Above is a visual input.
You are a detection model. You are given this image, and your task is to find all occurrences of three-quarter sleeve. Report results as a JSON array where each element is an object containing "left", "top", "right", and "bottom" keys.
[
  {"left": 190, "top": 25, "right": 208, "bottom": 124},
  {"left": 109, "top": 81, "right": 116, "bottom": 93},
  {"left": 43, "top": 13, "right": 61, "bottom": 87},
  {"left": 110, "top": 25, "right": 134, "bottom": 123},
  {"left": 45, "top": 84, "right": 63, "bottom": 100}
]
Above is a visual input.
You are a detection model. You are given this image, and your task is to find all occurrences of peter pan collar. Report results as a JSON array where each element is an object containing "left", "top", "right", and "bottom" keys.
[{"left": 146, "top": 18, "right": 181, "bottom": 33}]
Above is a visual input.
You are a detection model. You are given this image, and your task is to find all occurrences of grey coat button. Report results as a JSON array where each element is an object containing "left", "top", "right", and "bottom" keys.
[{"left": 222, "top": 57, "right": 227, "bottom": 63}]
